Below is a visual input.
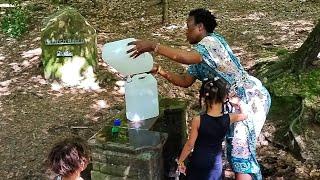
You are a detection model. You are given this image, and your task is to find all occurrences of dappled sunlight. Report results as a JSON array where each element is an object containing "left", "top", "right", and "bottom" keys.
[
  {"left": 50, "top": 81, "right": 63, "bottom": 91},
  {"left": 0, "top": 53, "right": 5, "bottom": 62},
  {"left": 115, "top": 80, "right": 125, "bottom": 87},
  {"left": 60, "top": 56, "right": 86, "bottom": 86},
  {"left": 5, "top": 48, "right": 42, "bottom": 73},
  {"left": 268, "top": 19, "right": 315, "bottom": 49},
  {"left": 114, "top": 80, "right": 126, "bottom": 95},
  {"left": 20, "top": 48, "right": 41, "bottom": 69},
  {"left": 0, "top": 79, "right": 14, "bottom": 96},
  {"left": 151, "top": 23, "right": 185, "bottom": 40},
  {"left": 21, "top": 48, "right": 41, "bottom": 58},
  {"left": 9, "top": 63, "right": 22, "bottom": 72},
  {"left": 90, "top": 99, "right": 110, "bottom": 111},
  {"left": 230, "top": 12, "right": 266, "bottom": 21},
  {"left": 57, "top": 56, "right": 100, "bottom": 90},
  {"left": 84, "top": 114, "right": 99, "bottom": 122},
  {"left": 270, "top": 20, "right": 314, "bottom": 36},
  {"left": 28, "top": 75, "right": 47, "bottom": 85},
  {"left": 270, "top": 20, "right": 314, "bottom": 28}
]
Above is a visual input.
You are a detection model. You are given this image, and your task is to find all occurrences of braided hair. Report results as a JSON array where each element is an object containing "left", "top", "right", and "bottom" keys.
[{"left": 199, "top": 78, "right": 228, "bottom": 111}]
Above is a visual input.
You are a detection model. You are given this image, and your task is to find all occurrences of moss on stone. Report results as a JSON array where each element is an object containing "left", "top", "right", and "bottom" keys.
[{"left": 159, "top": 97, "right": 188, "bottom": 112}]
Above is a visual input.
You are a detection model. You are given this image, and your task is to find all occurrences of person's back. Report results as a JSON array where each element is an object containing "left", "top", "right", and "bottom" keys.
[{"left": 188, "top": 113, "right": 229, "bottom": 179}]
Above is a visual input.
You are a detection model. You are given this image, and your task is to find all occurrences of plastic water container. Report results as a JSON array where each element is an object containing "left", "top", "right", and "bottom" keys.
[
  {"left": 102, "top": 38, "right": 153, "bottom": 76},
  {"left": 102, "top": 38, "right": 159, "bottom": 121},
  {"left": 125, "top": 73, "right": 159, "bottom": 121}
]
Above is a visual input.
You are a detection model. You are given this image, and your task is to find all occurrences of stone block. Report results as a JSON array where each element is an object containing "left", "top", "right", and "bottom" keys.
[{"left": 41, "top": 7, "right": 97, "bottom": 87}]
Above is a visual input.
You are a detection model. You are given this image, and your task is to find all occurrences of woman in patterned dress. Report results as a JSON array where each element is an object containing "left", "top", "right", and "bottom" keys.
[{"left": 128, "top": 8, "right": 271, "bottom": 180}]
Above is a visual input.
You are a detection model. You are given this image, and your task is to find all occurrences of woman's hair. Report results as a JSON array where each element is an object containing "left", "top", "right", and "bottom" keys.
[
  {"left": 199, "top": 78, "right": 228, "bottom": 110},
  {"left": 48, "top": 137, "right": 90, "bottom": 177},
  {"left": 189, "top": 8, "right": 217, "bottom": 33}
]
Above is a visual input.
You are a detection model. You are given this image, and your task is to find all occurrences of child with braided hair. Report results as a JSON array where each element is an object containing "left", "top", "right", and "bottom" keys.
[{"left": 177, "top": 78, "right": 247, "bottom": 180}]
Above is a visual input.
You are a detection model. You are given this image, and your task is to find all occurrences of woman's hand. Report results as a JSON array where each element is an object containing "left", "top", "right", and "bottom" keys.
[
  {"left": 149, "top": 64, "right": 160, "bottom": 74},
  {"left": 177, "top": 163, "right": 186, "bottom": 175},
  {"left": 127, "top": 40, "right": 156, "bottom": 58}
]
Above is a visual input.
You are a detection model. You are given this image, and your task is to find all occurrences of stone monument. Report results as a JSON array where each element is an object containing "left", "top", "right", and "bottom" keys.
[{"left": 41, "top": 7, "right": 98, "bottom": 88}]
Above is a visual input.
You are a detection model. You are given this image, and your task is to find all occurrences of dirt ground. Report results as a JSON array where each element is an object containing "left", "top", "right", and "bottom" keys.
[{"left": 0, "top": 0, "right": 320, "bottom": 179}]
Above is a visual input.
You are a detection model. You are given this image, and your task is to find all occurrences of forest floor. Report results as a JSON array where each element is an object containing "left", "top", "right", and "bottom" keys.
[{"left": 0, "top": 0, "right": 320, "bottom": 179}]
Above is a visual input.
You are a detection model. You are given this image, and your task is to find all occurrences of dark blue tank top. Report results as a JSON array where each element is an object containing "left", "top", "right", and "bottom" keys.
[{"left": 194, "top": 113, "right": 230, "bottom": 153}]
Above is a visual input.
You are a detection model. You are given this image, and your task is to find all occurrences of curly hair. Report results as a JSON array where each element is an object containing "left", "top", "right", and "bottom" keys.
[
  {"left": 48, "top": 137, "right": 90, "bottom": 177},
  {"left": 189, "top": 8, "right": 217, "bottom": 33},
  {"left": 199, "top": 78, "right": 228, "bottom": 110}
]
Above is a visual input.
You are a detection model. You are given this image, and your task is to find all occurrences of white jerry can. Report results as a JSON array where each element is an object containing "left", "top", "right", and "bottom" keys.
[
  {"left": 125, "top": 74, "right": 159, "bottom": 121},
  {"left": 102, "top": 38, "right": 159, "bottom": 121},
  {"left": 102, "top": 38, "right": 153, "bottom": 76}
]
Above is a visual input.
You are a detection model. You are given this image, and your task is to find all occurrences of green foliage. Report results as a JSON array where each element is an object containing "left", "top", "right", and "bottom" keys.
[
  {"left": 1, "top": 6, "right": 29, "bottom": 38},
  {"left": 50, "top": 0, "right": 67, "bottom": 4},
  {"left": 276, "top": 48, "right": 290, "bottom": 59}
]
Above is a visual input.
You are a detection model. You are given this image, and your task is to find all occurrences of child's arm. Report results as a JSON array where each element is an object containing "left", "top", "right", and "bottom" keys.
[
  {"left": 177, "top": 116, "right": 200, "bottom": 167},
  {"left": 229, "top": 101, "right": 248, "bottom": 123}
]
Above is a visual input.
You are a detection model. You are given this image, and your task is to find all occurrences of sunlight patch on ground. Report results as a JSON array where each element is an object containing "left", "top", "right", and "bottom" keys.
[
  {"left": 230, "top": 12, "right": 266, "bottom": 21},
  {"left": 151, "top": 23, "right": 185, "bottom": 40},
  {"left": 0, "top": 53, "right": 5, "bottom": 62},
  {"left": 90, "top": 99, "right": 110, "bottom": 111},
  {"left": 6, "top": 48, "right": 42, "bottom": 73},
  {"left": 9, "top": 63, "right": 22, "bottom": 72},
  {"left": 114, "top": 80, "right": 125, "bottom": 96},
  {"left": 270, "top": 20, "right": 314, "bottom": 31},
  {"left": 231, "top": 46, "right": 247, "bottom": 57},
  {"left": 21, "top": 48, "right": 41, "bottom": 58},
  {"left": 0, "top": 79, "right": 13, "bottom": 96},
  {"left": 50, "top": 81, "right": 63, "bottom": 91},
  {"left": 269, "top": 19, "right": 315, "bottom": 49},
  {"left": 28, "top": 75, "right": 47, "bottom": 85}
]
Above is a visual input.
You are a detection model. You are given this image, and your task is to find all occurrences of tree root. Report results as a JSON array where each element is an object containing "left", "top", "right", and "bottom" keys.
[{"left": 286, "top": 98, "right": 308, "bottom": 161}]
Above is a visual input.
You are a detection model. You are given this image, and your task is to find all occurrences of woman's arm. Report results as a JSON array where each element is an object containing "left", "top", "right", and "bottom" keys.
[
  {"left": 177, "top": 116, "right": 200, "bottom": 166},
  {"left": 128, "top": 40, "right": 202, "bottom": 65},
  {"left": 154, "top": 65, "right": 196, "bottom": 88}
]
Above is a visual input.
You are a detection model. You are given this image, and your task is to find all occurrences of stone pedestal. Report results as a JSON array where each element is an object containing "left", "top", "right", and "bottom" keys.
[
  {"left": 89, "top": 98, "right": 188, "bottom": 180},
  {"left": 89, "top": 127, "right": 167, "bottom": 180}
]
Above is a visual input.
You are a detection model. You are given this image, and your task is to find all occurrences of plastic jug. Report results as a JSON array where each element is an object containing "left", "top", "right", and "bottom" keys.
[
  {"left": 102, "top": 38, "right": 153, "bottom": 76},
  {"left": 125, "top": 73, "right": 159, "bottom": 121}
]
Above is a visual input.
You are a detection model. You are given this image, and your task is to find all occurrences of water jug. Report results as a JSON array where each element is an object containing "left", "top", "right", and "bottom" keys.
[
  {"left": 125, "top": 73, "right": 159, "bottom": 121},
  {"left": 102, "top": 38, "right": 153, "bottom": 76}
]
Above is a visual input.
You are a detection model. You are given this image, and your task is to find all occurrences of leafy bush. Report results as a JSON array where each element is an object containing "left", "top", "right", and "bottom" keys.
[{"left": 1, "top": 7, "right": 29, "bottom": 38}]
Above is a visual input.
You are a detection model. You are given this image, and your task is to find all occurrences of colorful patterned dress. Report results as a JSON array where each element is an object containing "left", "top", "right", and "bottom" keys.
[{"left": 187, "top": 32, "right": 271, "bottom": 180}]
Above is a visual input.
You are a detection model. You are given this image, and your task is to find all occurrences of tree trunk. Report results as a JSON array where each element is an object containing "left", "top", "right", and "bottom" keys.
[
  {"left": 162, "top": 0, "right": 169, "bottom": 24},
  {"left": 291, "top": 19, "right": 320, "bottom": 72}
]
